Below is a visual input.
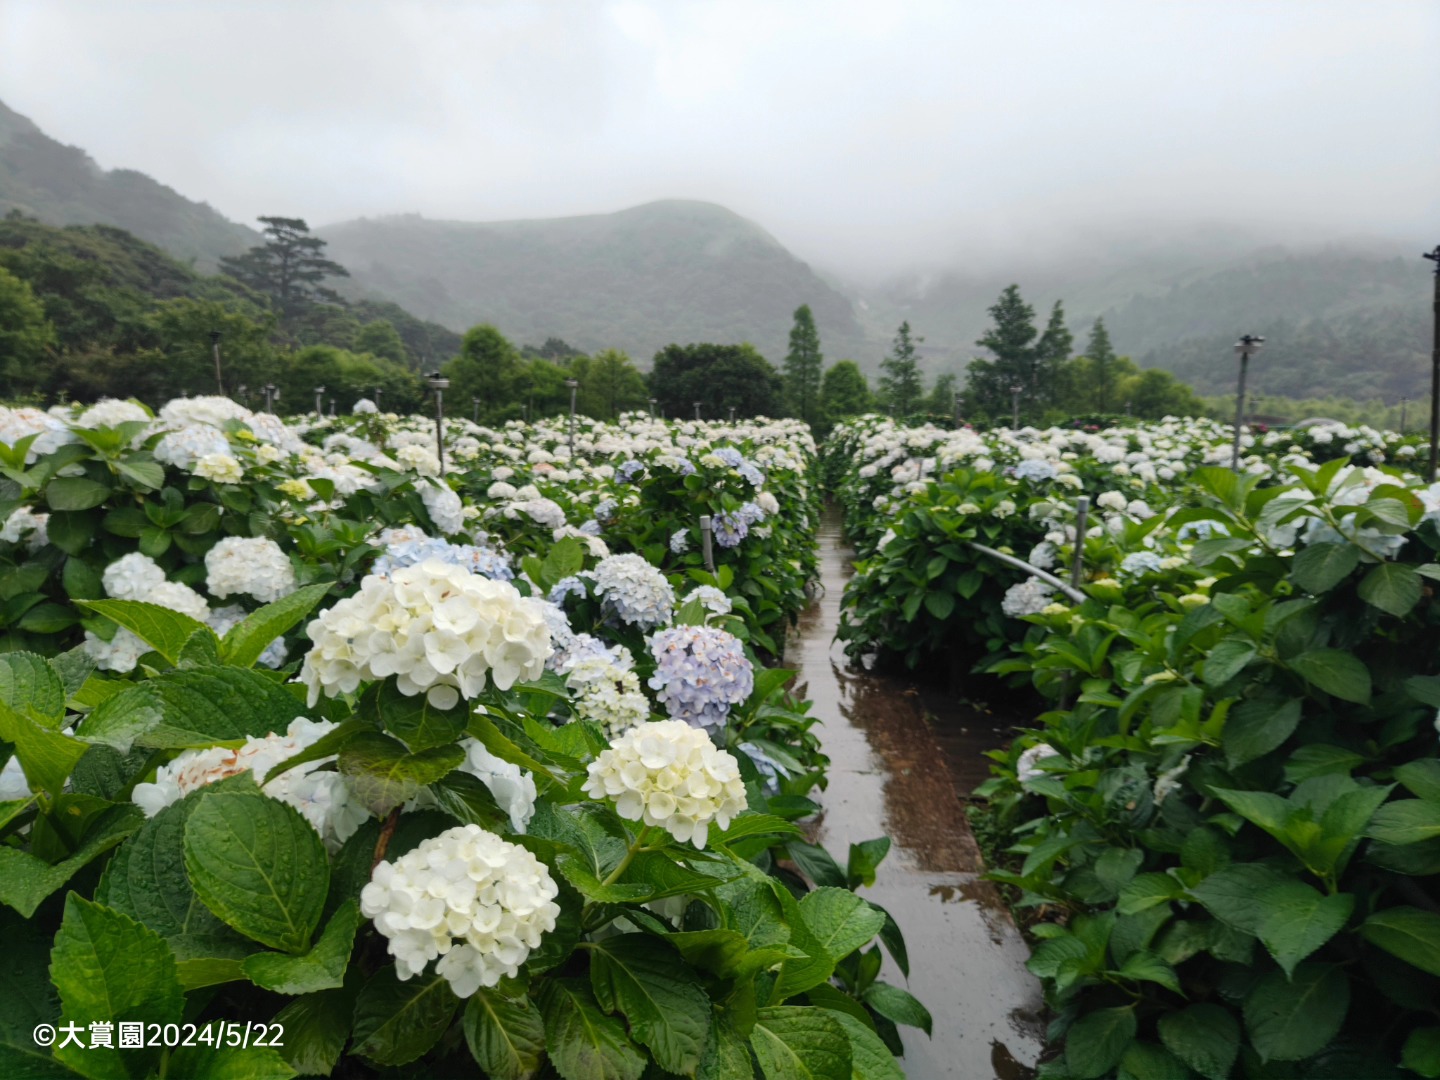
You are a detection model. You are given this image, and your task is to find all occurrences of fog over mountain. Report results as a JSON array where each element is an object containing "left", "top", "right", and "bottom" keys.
[{"left": 1, "top": 0, "right": 1435, "bottom": 287}]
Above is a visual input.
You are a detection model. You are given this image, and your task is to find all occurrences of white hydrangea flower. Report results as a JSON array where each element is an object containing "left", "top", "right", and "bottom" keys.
[
  {"left": 158, "top": 395, "right": 252, "bottom": 429},
  {"left": 395, "top": 444, "right": 442, "bottom": 476},
  {"left": 0, "top": 506, "right": 49, "bottom": 551},
  {"left": 456, "top": 737, "right": 537, "bottom": 833},
  {"left": 194, "top": 453, "right": 244, "bottom": 483},
  {"left": 681, "top": 585, "right": 732, "bottom": 617},
  {"left": 78, "top": 398, "right": 151, "bottom": 429},
  {"left": 562, "top": 649, "right": 650, "bottom": 738},
  {"left": 205, "top": 537, "right": 297, "bottom": 604},
  {"left": 1016, "top": 742, "right": 1061, "bottom": 782},
  {"left": 591, "top": 553, "right": 675, "bottom": 629},
  {"left": 1096, "top": 490, "right": 1129, "bottom": 512},
  {"left": 102, "top": 552, "right": 168, "bottom": 600},
  {"left": 300, "top": 559, "right": 551, "bottom": 707},
  {"left": 360, "top": 823, "right": 561, "bottom": 997},
  {"left": 420, "top": 480, "right": 465, "bottom": 535},
  {"left": 1001, "top": 578, "right": 1056, "bottom": 618},
  {"left": 154, "top": 424, "right": 231, "bottom": 469},
  {"left": 582, "top": 719, "right": 747, "bottom": 848},
  {"left": 132, "top": 717, "right": 365, "bottom": 850}
]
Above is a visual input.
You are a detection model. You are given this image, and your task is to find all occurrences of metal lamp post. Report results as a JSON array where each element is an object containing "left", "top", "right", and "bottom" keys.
[
  {"left": 565, "top": 378, "right": 579, "bottom": 459},
  {"left": 374, "top": 387, "right": 383, "bottom": 411},
  {"left": 1231, "top": 334, "right": 1265, "bottom": 472},
  {"left": 314, "top": 386, "right": 325, "bottom": 417},
  {"left": 1425, "top": 244, "right": 1440, "bottom": 481},
  {"left": 329, "top": 397, "right": 336, "bottom": 417},
  {"left": 427, "top": 372, "right": 450, "bottom": 473},
  {"left": 1009, "top": 384, "right": 1023, "bottom": 428},
  {"left": 649, "top": 397, "right": 657, "bottom": 419},
  {"left": 693, "top": 401, "right": 701, "bottom": 421},
  {"left": 953, "top": 390, "right": 962, "bottom": 428},
  {"left": 237, "top": 384, "right": 248, "bottom": 405},
  {"left": 209, "top": 330, "right": 224, "bottom": 394},
  {"left": 728, "top": 406, "right": 736, "bottom": 424},
  {"left": 472, "top": 397, "right": 480, "bottom": 424}
]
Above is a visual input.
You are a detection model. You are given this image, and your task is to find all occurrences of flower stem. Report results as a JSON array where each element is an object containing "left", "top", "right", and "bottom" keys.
[{"left": 601, "top": 825, "right": 653, "bottom": 887}]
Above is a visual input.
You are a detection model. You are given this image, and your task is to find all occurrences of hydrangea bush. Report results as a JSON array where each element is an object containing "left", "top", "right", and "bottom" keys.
[
  {"left": 0, "top": 398, "right": 920, "bottom": 1079},
  {"left": 823, "top": 414, "right": 1440, "bottom": 1075}
]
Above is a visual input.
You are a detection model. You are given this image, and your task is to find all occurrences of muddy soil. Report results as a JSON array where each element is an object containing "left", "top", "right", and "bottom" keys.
[{"left": 787, "top": 507, "right": 1044, "bottom": 1079}]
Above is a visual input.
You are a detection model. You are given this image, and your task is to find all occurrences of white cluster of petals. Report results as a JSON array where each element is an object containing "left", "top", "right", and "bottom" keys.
[
  {"left": 85, "top": 553, "right": 210, "bottom": 671},
  {"left": 194, "top": 453, "right": 244, "bottom": 483},
  {"left": 360, "top": 823, "right": 561, "bottom": 997},
  {"left": 419, "top": 480, "right": 465, "bottom": 535},
  {"left": 132, "top": 717, "right": 366, "bottom": 850},
  {"left": 300, "top": 559, "right": 551, "bottom": 708},
  {"left": 563, "top": 652, "right": 650, "bottom": 738},
  {"left": 77, "top": 398, "right": 151, "bottom": 429},
  {"left": 591, "top": 553, "right": 675, "bottom": 629},
  {"left": 582, "top": 719, "right": 747, "bottom": 847},
  {"left": 205, "top": 536, "right": 297, "bottom": 603}
]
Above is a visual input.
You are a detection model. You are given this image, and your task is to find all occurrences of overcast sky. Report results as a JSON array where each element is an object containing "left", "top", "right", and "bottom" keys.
[{"left": 2, "top": 0, "right": 1437, "bottom": 282}]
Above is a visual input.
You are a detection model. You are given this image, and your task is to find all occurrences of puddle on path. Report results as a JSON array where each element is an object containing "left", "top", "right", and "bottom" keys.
[{"left": 788, "top": 508, "right": 1045, "bottom": 1078}]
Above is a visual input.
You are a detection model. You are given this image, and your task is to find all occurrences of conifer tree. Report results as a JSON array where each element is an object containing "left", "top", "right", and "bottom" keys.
[
  {"left": 782, "top": 304, "right": 824, "bottom": 427},
  {"left": 1083, "top": 317, "right": 1118, "bottom": 413},
  {"left": 219, "top": 217, "right": 349, "bottom": 325},
  {"left": 879, "top": 321, "right": 924, "bottom": 418}
]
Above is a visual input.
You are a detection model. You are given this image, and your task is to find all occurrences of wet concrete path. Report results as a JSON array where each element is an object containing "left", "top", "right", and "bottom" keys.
[{"left": 788, "top": 507, "right": 1045, "bottom": 1079}]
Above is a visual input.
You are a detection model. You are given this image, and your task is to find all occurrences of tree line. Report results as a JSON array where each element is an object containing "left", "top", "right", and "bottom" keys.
[{"left": 1, "top": 210, "right": 1204, "bottom": 429}]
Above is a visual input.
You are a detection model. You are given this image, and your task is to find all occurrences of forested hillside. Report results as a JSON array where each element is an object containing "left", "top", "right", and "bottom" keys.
[
  {"left": 319, "top": 200, "right": 871, "bottom": 364},
  {"left": 0, "top": 215, "right": 459, "bottom": 407},
  {"left": 0, "top": 99, "right": 257, "bottom": 269}
]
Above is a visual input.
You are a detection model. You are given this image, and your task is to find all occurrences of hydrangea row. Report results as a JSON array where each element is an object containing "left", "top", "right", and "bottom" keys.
[
  {"left": 647, "top": 625, "right": 754, "bottom": 732},
  {"left": 582, "top": 719, "right": 747, "bottom": 847},
  {"left": 132, "top": 717, "right": 366, "bottom": 850},
  {"left": 205, "top": 536, "right": 297, "bottom": 603},
  {"left": 300, "top": 559, "right": 551, "bottom": 708},
  {"left": 360, "top": 823, "right": 561, "bottom": 997},
  {"left": 591, "top": 553, "right": 675, "bottom": 629}
]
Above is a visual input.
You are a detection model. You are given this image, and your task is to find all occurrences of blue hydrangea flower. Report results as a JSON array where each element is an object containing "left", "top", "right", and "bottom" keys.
[
  {"left": 594, "top": 499, "right": 618, "bottom": 522},
  {"left": 1119, "top": 551, "right": 1165, "bottom": 577},
  {"left": 713, "top": 447, "right": 745, "bottom": 468},
  {"left": 712, "top": 512, "right": 748, "bottom": 548},
  {"left": 618, "top": 459, "right": 645, "bottom": 482},
  {"left": 670, "top": 529, "right": 691, "bottom": 554},
  {"left": 548, "top": 575, "right": 590, "bottom": 605},
  {"left": 578, "top": 519, "right": 602, "bottom": 536},
  {"left": 647, "top": 625, "right": 754, "bottom": 732},
  {"left": 373, "top": 536, "right": 514, "bottom": 581},
  {"left": 1012, "top": 459, "right": 1059, "bottom": 482}
]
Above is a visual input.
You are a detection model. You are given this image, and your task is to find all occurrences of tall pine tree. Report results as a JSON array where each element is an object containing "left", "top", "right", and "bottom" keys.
[
  {"left": 1032, "top": 301, "right": 1074, "bottom": 410},
  {"left": 879, "top": 321, "right": 924, "bottom": 418},
  {"left": 219, "top": 217, "right": 349, "bottom": 327},
  {"left": 1082, "top": 317, "right": 1117, "bottom": 413},
  {"left": 966, "top": 284, "right": 1038, "bottom": 419},
  {"left": 782, "top": 304, "right": 824, "bottom": 427}
]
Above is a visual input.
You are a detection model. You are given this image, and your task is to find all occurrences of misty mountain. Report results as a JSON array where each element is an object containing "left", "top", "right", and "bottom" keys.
[
  {"left": 317, "top": 201, "right": 870, "bottom": 365},
  {"left": 873, "top": 237, "right": 1432, "bottom": 405},
  {"left": 0, "top": 99, "right": 257, "bottom": 270},
  {"left": 1, "top": 94, "right": 1429, "bottom": 403}
]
